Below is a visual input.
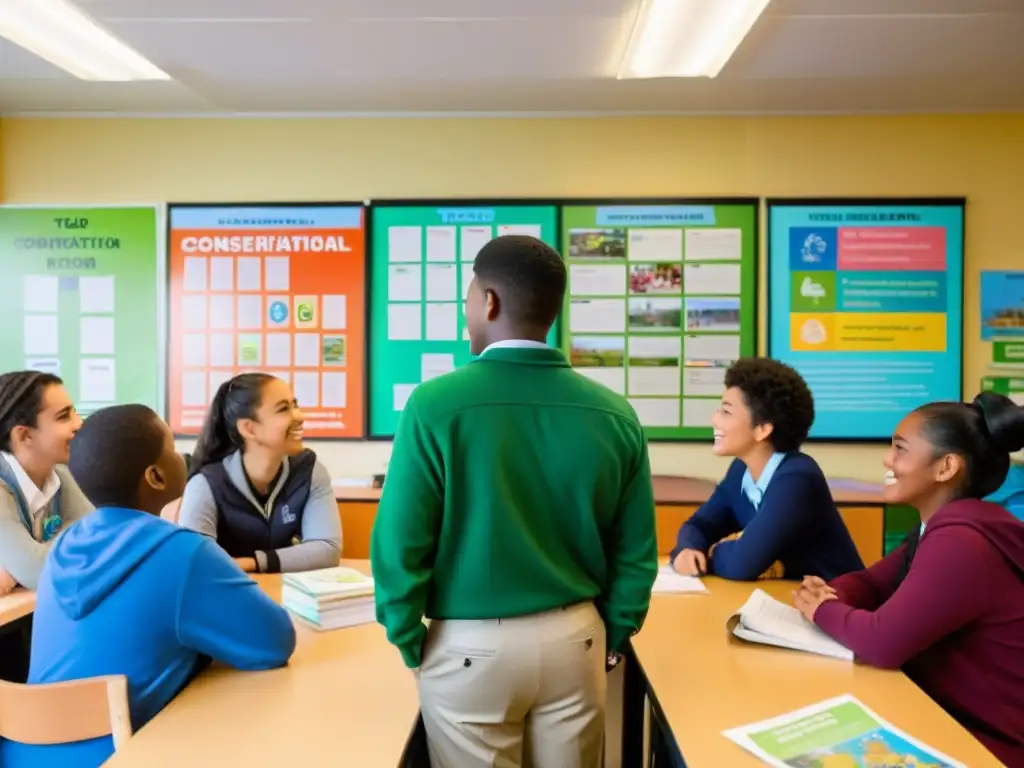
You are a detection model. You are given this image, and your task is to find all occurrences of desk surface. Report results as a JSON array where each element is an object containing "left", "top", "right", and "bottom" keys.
[
  {"left": 335, "top": 475, "right": 886, "bottom": 505},
  {"left": 0, "top": 589, "right": 35, "bottom": 627},
  {"left": 632, "top": 579, "right": 1001, "bottom": 767},
  {"left": 104, "top": 561, "right": 418, "bottom": 767}
]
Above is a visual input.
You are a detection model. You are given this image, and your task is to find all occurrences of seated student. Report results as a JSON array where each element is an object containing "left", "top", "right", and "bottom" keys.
[
  {"left": 670, "top": 358, "right": 863, "bottom": 581},
  {"left": 178, "top": 374, "right": 341, "bottom": 574},
  {"left": 794, "top": 392, "right": 1024, "bottom": 766},
  {"left": 0, "top": 404, "right": 297, "bottom": 768},
  {"left": 986, "top": 460, "right": 1024, "bottom": 520},
  {"left": 0, "top": 371, "right": 92, "bottom": 593}
]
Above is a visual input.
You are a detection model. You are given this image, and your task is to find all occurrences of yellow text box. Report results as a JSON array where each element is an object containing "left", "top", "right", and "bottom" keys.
[{"left": 834, "top": 312, "right": 947, "bottom": 352}]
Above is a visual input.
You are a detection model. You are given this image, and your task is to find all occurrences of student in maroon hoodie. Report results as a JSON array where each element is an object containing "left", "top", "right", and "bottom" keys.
[{"left": 793, "top": 391, "right": 1024, "bottom": 766}]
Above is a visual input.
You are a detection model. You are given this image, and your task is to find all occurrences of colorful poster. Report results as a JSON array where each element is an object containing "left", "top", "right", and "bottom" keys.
[
  {"left": 167, "top": 205, "right": 366, "bottom": 438},
  {"left": 561, "top": 202, "right": 757, "bottom": 440},
  {"left": 723, "top": 695, "right": 963, "bottom": 768},
  {"left": 368, "top": 203, "right": 559, "bottom": 438},
  {"left": 768, "top": 200, "right": 964, "bottom": 440},
  {"left": 981, "top": 375, "right": 1024, "bottom": 406},
  {"left": 980, "top": 270, "right": 1024, "bottom": 340},
  {"left": 0, "top": 206, "right": 160, "bottom": 414}
]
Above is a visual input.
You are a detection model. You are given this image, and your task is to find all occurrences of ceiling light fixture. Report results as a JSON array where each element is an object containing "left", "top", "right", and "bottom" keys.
[
  {"left": 618, "top": 0, "right": 772, "bottom": 79},
  {"left": 0, "top": 0, "right": 170, "bottom": 81}
]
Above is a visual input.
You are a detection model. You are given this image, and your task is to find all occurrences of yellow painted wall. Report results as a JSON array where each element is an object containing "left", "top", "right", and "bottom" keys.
[{"left": 1, "top": 114, "right": 1020, "bottom": 482}]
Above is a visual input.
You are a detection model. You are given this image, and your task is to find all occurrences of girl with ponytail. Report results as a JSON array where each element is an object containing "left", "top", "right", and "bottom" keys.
[
  {"left": 0, "top": 371, "right": 92, "bottom": 593},
  {"left": 793, "top": 392, "right": 1024, "bottom": 765},
  {"left": 178, "top": 373, "right": 341, "bottom": 574}
]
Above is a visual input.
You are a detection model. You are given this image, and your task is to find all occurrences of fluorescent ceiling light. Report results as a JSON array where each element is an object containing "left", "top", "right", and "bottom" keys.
[
  {"left": 618, "top": 0, "right": 771, "bottom": 79},
  {"left": 0, "top": 0, "right": 169, "bottom": 81}
]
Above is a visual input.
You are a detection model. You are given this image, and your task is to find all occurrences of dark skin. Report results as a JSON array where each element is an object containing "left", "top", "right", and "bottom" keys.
[
  {"left": 132, "top": 419, "right": 188, "bottom": 517},
  {"left": 793, "top": 410, "right": 966, "bottom": 620},
  {"left": 465, "top": 276, "right": 547, "bottom": 355}
]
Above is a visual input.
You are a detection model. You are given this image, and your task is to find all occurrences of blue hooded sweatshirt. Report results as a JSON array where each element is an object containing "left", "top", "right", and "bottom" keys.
[
  {"left": 0, "top": 507, "right": 297, "bottom": 767},
  {"left": 987, "top": 464, "right": 1024, "bottom": 521}
]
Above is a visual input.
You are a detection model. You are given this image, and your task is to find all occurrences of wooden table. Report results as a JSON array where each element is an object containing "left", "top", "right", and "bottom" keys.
[
  {"left": 0, "top": 590, "right": 35, "bottom": 628},
  {"left": 104, "top": 562, "right": 421, "bottom": 767},
  {"left": 337, "top": 476, "right": 887, "bottom": 566},
  {"left": 626, "top": 578, "right": 1002, "bottom": 767}
]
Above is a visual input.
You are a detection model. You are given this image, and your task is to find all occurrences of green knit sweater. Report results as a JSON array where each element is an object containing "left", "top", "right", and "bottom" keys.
[{"left": 371, "top": 346, "right": 658, "bottom": 668}]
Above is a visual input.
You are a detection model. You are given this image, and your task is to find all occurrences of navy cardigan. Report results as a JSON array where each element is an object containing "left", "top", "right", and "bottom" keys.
[{"left": 671, "top": 452, "right": 864, "bottom": 581}]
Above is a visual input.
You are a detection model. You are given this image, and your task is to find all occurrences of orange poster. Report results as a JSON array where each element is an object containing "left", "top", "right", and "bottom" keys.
[{"left": 167, "top": 205, "right": 366, "bottom": 438}]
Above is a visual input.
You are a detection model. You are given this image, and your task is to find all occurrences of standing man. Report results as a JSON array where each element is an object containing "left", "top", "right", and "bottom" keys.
[{"left": 371, "top": 235, "right": 657, "bottom": 768}]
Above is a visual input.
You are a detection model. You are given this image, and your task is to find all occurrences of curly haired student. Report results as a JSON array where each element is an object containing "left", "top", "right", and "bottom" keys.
[{"left": 670, "top": 357, "right": 863, "bottom": 581}]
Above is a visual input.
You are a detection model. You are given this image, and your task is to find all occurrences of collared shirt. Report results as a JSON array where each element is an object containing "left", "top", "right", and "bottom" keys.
[
  {"left": 480, "top": 339, "right": 550, "bottom": 356},
  {"left": 1, "top": 450, "right": 60, "bottom": 516},
  {"left": 740, "top": 452, "right": 787, "bottom": 510}
]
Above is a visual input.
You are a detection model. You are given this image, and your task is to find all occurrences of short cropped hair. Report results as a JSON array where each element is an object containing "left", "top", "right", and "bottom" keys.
[
  {"left": 473, "top": 235, "right": 566, "bottom": 330},
  {"left": 67, "top": 405, "right": 167, "bottom": 508},
  {"left": 724, "top": 358, "right": 815, "bottom": 452}
]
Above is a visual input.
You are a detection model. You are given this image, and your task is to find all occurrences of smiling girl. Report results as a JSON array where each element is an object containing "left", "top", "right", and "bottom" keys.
[
  {"left": 177, "top": 373, "right": 341, "bottom": 574},
  {"left": 794, "top": 392, "right": 1024, "bottom": 765},
  {"left": 670, "top": 358, "right": 863, "bottom": 581},
  {"left": 0, "top": 371, "right": 93, "bottom": 592}
]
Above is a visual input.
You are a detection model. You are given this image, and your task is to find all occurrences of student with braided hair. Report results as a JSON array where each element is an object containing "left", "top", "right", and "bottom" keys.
[{"left": 0, "top": 371, "right": 92, "bottom": 593}]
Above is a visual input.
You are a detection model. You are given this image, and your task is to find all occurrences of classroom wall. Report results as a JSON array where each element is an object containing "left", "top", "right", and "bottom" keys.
[{"left": 1, "top": 113, "right": 1020, "bottom": 481}]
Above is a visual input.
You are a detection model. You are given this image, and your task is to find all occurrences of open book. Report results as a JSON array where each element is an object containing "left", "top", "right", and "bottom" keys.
[{"left": 727, "top": 589, "right": 853, "bottom": 661}]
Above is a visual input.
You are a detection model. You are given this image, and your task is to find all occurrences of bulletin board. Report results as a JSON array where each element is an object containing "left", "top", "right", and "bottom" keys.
[
  {"left": 368, "top": 201, "right": 560, "bottom": 438},
  {"left": 167, "top": 203, "right": 367, "bottom": 438},
  {"left": 767, "top": 198, "right": 965, "bottom": 441},
  {"left": 0, "top": 205, "right": 161, "bottom": 414},
  {"left": 560, "top": 200, "right": 758, "bottom": 441}
]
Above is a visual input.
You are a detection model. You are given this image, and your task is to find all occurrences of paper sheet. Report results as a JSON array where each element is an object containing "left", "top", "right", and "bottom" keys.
[
  {"left": 685, "top": 228, "right": 741, "bottom": 261},
  {"left": 182, "top": 371, "right": 207, "bottom": 406},
  {"left": 652, "top": 565, "right": 707, "bottom": 594},
  {"left": 683, "top": 263, "right": 741, "bottom": 295},
  {"left": 80, "top": 316, "right": 115, "bottom": 355},
  {"left": 237, "top": 295, "right": 263, "bottom": 330},
  {"left": 321, "top": 372, "right": 347, "bottom": 408},
  {"left": 421, "top": 353, "right": 455, "bottom": 382},
  {"left": 183, "top": 257, "right": 207, "bottom": 291},
  {"left": 24, "top": 315, "right": 59, "bottom": 356},
  {"left": 460, "top": 226, "right": 492, "bottom": 262},
  {"left": 387, "top": 304, "right": 422, "bottom": 341},
  {"left": 209, "top": 334, "right": 235, "bottom": 367},
  {"left": 425, "top": 303, "right": 458, "bottom": 341},
  {"left": 23, "top": 275, "right": 59, "bottom": 313},
  {"left": 322, "top": 295, "right": 347, "bottom": 330},
  {"left": 426, "top": 226, "right": 457, "bottom": 262},
  {"left": 210, "top": 295, "right": 235, "bottom": 330},
  {"left": 80, "top": 358, "right": 116, "bottom": 404},
  {"left": 293, "top": 372, "right": 320, "bottom": 408},
  {"left": 569, "top": 264, "right": 627, "bottom": 296},
  {"left": 497, "top": 224, "right": 542, "bottom": 238},
  {"left": 182, "top": 295, "right": 208, "bottom": 331},
  {"left": 182, "top": 334, "right": 207, "bottom": 367},
  {"left": 389, "top": 226, "right": 423, "bottom": 263},
  {"left": 389, "top": 265, "right": 422, "bottom": 302},
  {"left": 393, "top": 384, "right": 417, "bottom": 411},
  {"left": 78, "top": 276, "right": 116, "bottom": 314},
  {"left": 209, "top": 257, "right": 234, "bottom": 292},
  {"left": 265, "top": 257, "right": 290, "bottom": 291},
  {"left": 628, "top": 229, "right": 683, "bottom": 262},
  {"left": 237, "top": 257, "right": 262, "bottom": 291},
  {"left": 426, "top": 264, "right": 458, "bottom": 302},
  {"left": 294, "top": 333, "right": 321, "bottom": 367},
  {"left": 266, "top": 333, "right": 291, "bottom": 367}
]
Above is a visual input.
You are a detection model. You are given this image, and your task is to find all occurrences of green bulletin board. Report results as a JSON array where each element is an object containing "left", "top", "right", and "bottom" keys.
[
  {"left": 0, "top": 206, "right": 160, "bottom": 413},
  {"left": 561, "top": 201, "right": 758, "bottom": 440},
  {"left": 368, "top": 202, "right": 559, "bottom": 437}
]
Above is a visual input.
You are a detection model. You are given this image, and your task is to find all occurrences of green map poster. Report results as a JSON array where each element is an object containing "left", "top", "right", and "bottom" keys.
[
  {"left": 369, "top": 203, "right": 559, "bottom": 438},
  {"left": 561, "top": 201, "right": 757, "bottom": 440},
  {"left": 0, "top": 206, "right": 160, "bottom": 414}
]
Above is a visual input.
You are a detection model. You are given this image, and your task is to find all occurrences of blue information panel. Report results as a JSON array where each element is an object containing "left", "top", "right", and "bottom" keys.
[{"left": 768, "top": 200, "right": 965, "bottom": 440}]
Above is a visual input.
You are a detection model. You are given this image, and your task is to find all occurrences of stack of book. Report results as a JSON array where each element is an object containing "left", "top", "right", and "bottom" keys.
[{"left": 281, "top": 566, "right": 376, "bottom": 631}]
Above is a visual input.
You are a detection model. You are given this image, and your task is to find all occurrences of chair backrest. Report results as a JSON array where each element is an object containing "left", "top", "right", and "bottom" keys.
[{"left": 0, "top": 675, "right": 132, "bottom": 750}]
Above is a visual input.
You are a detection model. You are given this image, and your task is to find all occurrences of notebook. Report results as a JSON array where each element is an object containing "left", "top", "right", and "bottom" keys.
[
  {"left": 727, "top": 588, "right": 853, "bottom": 661},
  {"left": 281, "top": 566, "right": 376, "bottom": 631}
]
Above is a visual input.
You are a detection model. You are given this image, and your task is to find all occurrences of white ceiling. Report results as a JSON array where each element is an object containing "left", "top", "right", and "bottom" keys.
[{"left": 0, "top": 0, "right": 1022, "bottom": 115}]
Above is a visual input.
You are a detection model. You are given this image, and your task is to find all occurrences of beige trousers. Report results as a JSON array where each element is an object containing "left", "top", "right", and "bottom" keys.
[{"left": 417, "top": 602, "right": 607, "bottom": 768}]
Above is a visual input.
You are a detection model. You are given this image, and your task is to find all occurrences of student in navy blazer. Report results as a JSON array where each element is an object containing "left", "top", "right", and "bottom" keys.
[{"left": 670, "top": 358, "right": 863, "bottom": 582}]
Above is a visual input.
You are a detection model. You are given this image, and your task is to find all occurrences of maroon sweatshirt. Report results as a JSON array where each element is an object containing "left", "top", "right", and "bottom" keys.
[{"left": 814, "top": 499, "right": 1024, "bottom": 766}]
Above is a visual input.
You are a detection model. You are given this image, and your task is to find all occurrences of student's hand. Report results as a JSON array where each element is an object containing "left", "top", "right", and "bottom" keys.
[
  {"left": 672, "top": 549, "right": 707, "bottom": 576},
  {"left": 792, "top": 585, "right": 837, "bottom": 622},
  {"left": 799, "top": 576, "right": 836, "bottom": 601},
  {"left": 234, "top": 557, "right": 258, "bottom": 573},
  {"left": 0, "top": 568, "right": 16, "bottom": 595}
]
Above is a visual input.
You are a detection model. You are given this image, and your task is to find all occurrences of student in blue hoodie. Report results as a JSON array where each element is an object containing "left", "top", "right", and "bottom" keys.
[
  {"left": 0, "top": 404, "right": 297, "bottom": 768},
  {"left": 987, "top": 461, "right": 1024, "bottom": 520},
  {"left": 670, "top": 358, "right": 863, "bottom": 581}
]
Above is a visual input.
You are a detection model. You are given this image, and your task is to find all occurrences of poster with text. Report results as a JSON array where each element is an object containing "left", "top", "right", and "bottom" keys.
[
  {"left": 0, "top": 206, "right": 160, "bottom": 414},
  {"left": 168, "top": 205, "right": 366, "bottom": 438},
  {"left": 368, "top": 203, "right": 559, "bottom": 438},
  {"left": 980, "top": 270, "right": 1024, "bottom": 340},
  {"left": 768, "top": 200, "right": 965, "bottom": 440},
  {"left": 561, "top": 201, "right": 758, "bottom": 440}
]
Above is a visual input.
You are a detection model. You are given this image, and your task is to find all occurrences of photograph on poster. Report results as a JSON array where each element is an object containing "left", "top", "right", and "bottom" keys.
[
  {"left": 570, "top": 336, "right": 625, "bottom": 367},
  {"left": 630, "top": 263, "right": 682, "bottom": 294},
  {"left": 686, "top": 297, "right": 741, "bottom": 332},
  {"left": 628, "top": 298, "right": 683, "bottom": 331},
  {"left": 568, "top": 228, "right": 627, "bottom": 259}
]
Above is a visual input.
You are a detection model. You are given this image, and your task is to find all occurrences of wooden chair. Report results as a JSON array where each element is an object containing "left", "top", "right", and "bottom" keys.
[{"left": 0, "top": 675, "right": 132, "bottom": 750}]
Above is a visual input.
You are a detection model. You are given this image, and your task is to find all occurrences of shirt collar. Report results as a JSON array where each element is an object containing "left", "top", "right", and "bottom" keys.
[
  {"left": 480, "top": 339, "right": 550, "bottom": 356},
  {"left": 741, "top": 452, "right": 787, "bottom": 510},
  {"left": 1, "top": 451, "right": 61, "bottom": 517}
]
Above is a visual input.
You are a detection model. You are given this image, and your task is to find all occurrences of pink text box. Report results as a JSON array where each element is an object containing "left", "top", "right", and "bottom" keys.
[{"left": 837, "top": 227, "right": 947, "bottom": 271}]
